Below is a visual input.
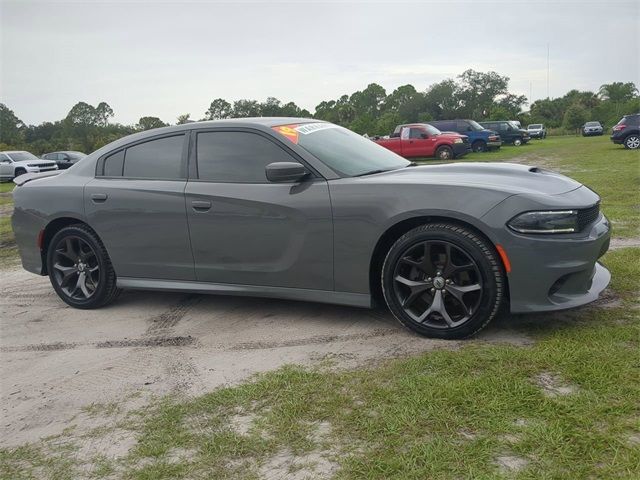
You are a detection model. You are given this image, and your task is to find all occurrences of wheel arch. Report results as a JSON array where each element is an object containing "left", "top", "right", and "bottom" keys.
[
  {"left": 368, "top": 214, "right": 510, "bottom": 307},
  {"left": 40, "top": 217, "right": 95, "bottom": 274}
]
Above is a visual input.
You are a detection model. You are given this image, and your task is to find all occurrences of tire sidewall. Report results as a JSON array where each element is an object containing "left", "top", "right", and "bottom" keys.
[
  {"left": 381, "top": 225, "right": 502, "bottom": 339},
  {"left": 472, "top": 141, "right": 486, "bottom": 153},
  {"left": 436, "top": 146, "right": 453, "bottom": 160},
  {"left": 47, "top": 225, "right": 112, "bottom": 308},
  {"left": 624, "top": 134, "right": 639, "bottom": 149},
  {"left": 513, "top": 138, "right": 522, "bottom": 146}
]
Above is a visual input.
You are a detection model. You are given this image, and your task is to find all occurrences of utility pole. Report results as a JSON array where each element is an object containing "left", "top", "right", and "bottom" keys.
[{"left": 547, "top": 43, "right": 550, "bottom": 99}]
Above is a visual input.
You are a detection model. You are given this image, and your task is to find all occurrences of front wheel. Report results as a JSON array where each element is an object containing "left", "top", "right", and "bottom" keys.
[
  {"left": 47, "top": 224, "right": 120, "bottom": 309},
  {"left": 381, "top": 223, "right": 505, "bottom": 339},
  {"left": 513, "top": 138, "right": 522, "bottom": 146},
  {"left": 435, "top": 145, "right": 453, "bottom": 160},
  {"left": 624, "top": 134, "right": 640, "bottom": 149},
  {"left": 471, "top": 140, "right": 486, "bottom": 153}
]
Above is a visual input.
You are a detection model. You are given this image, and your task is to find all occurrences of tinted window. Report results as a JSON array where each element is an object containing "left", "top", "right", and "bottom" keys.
[
  {"left": 197, "top": 131, "right": 293, "bottom": 183},
  {"left": 456, "top": 121, "right": 471, "bottom": 132},
  {"left": 625, "top": 115, "right": 640, "bottom": 126},
  {"left": 409, "top": 128, "right": 424, "bottom": 139},
  {"left": 103, "top": 150, "right": 125, "bottom": 177},
  {"left": 123, "top": 135, "right": 184, "bottom": 179}
]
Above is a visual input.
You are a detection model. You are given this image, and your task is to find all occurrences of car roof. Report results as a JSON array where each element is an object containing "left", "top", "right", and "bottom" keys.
[{"left": 0, "top": 150, "right": 31, "bottom": 154}]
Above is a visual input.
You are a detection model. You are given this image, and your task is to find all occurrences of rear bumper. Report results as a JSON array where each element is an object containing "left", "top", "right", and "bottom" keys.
[
  {"left": 487, "top": 140, "right": 502, "bottom": 148},
  {"left": 11, "top": 207, "right": 47, "bottom": 275},
  {"left": 610, "top": 134, "right": 625, "bottom": 144}
]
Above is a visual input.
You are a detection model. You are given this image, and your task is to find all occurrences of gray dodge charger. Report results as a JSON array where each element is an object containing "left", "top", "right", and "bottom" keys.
[{"left": 11, "top": 118, "right": 611, "bottom": 339}]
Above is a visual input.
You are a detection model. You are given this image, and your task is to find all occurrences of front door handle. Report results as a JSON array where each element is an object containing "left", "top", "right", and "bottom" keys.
[
  {"left": 91, "top": 193, "right": 108, "bottom": 203},
  {"left": 191, "top": 200, "right": 212, "bottom": 212}
]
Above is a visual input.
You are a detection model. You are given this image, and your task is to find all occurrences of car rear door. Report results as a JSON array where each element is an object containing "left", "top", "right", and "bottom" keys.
[
  {"left": 184, "top": 128, "right": 333, "bottom": 290},
  {"left": 85, "top": 133, "right": 195, "bottom": 281}
]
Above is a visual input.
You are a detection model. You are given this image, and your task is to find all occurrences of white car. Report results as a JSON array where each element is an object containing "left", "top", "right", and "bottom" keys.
[{"left": 0, "top": 151, "right": 58, "bottom": 181}]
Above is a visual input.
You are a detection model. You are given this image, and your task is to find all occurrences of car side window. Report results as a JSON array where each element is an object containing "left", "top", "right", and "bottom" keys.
[
  {"left": 123, "top": 135, "right": 185, "bottom": 179},
  {"left": 196, "top": 131, "right": 295, "bottom": 183},
  {"left": 456, "top": 121, "right": 470, "bottom": 132},
  {"left": 103, "top": 150, "right": 125, "bottom": 177},
  {"left": 0, "top": 154, "right": 10, "bottom": 163},
  {"left": 409, "top": 128, "right": 424, "bottom": 139}
]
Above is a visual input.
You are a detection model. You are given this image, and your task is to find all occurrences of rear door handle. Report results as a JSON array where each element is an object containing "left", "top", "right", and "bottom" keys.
[
  {"left": 91, "top": 193, "right": 108, "bottom": 203},
  {"left": 191, "top": 200, "right": 212, "bottom": 212}
]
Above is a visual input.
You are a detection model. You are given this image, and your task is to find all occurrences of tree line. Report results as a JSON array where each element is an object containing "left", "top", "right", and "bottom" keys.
[{"left": 1, "top": 69, "right": 638, "bottom": 155}]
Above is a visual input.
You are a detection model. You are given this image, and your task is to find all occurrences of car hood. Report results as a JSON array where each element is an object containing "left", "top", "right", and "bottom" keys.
[
  {"left": 12, "top": 159, "right": 55, "bottom": 166},
  {"left": 437, "top": 132, "right": 467, "bottom": 140},
  {"left": 364, "top": 162, "right": 582, "bottom": 195}
]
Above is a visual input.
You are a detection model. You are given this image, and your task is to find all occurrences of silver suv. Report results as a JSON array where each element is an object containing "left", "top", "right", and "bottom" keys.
[
  {"left": 0, "top": 151, "right": 58, "bottom": 181},
  {"left": 527, "top": 124, "right": 547, "bottom": 139},
  {"left": 582, "top": 121, "right": 603, "bottom": 137}
]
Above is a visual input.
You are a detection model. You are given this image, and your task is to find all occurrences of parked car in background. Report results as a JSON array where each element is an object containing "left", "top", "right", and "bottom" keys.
[
  {"left": 527, "top": 124, "right": 547, "bottom": 139},
  {"left": 582, "top": 121, "right": 604, "bottom": 136},
  {"left": 11, "top": 118, "right": 611, "bottom": 339},
  {"left": 610, "top": 114, "right": 640, "bottom": 149},
  {"left": 375, "top": 123, "right": 471, "bottom": 159},
  {"left": 0, "top": 151, "right": 57, "bottom": 181},
  {"left": 480, "top": 121, "right": 530, "bottom": 146},
  {"left": 427, "top": 119, "right": 502, "bottom": 152},
  {"left": 42, "top": 151, "right": 87, "bottom": 169}
]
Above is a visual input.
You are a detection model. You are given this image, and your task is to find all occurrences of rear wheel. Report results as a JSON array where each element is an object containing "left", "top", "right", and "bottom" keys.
[
  {"left": 624, "top": 134, "right": 640, "bottom": 149},
  {"left": 513, "top": 138, "right": 523, "bottom": 146},
  {"left": 471, "top": 140, "right": 486, "bottom": 153},
  {"left": 47, "top": 224, "right": 120, "bottom": 309},
  {"left": 381, "top": 223, "right": 504, "bottom": 339},
  {"left": 436, "top": 145, "right": 453, "bottom": 160}
]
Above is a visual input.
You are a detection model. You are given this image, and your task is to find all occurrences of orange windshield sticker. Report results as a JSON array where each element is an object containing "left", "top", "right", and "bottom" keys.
[{"left": 272, "top": 125, "right": 300, "bottom": 144}]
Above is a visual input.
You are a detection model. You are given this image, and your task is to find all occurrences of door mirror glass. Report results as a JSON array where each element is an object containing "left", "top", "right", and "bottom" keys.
[
  {"left": 265, "top": 162, "right": 308, "bottom": 183},
  {"left": 420, "top": 133, "right": 429, "bottom": 139}
]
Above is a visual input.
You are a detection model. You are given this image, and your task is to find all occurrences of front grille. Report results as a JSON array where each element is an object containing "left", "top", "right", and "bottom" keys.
[{"left": 577, "top": 203, "right": 600, "bottom": 231}]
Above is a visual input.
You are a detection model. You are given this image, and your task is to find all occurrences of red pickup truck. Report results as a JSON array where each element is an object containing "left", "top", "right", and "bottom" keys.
[{"left": 374, "top": 123, "right": 471, "bottom": 160}]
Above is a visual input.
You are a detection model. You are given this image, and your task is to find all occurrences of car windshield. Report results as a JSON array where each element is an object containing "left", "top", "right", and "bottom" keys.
[
  {"left": 467, "top": 120, "right": 485, "bottom": 131},
  {"left": 585, "top": 122, "right": 600, "bottom": 126},
  {"left": 528, "top": 124, "right": 542, "bottom": 129},
  {"left": 273, "top": 123, "right": 409, "bottom": 177},
  {"left": 508, "top": 121, "right": 520, "bottom": 129},
  {"left": 8, "top": 152, "right": 39, "bottom": 161}
]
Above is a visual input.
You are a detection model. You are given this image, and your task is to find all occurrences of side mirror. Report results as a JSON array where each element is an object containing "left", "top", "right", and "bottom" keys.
[
  {"left": 265, "top": 162, "right": 309, "bottom": 183},
  {"left": 420, "top": 133, "right": 429, "bottom": 139}
]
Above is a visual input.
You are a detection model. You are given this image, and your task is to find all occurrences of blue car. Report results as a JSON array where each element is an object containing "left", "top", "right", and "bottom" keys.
[{"left": 428, "top": 119, "right": 502, "bottom": 152}]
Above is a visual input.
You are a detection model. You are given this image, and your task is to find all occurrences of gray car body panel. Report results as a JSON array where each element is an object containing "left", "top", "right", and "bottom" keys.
[{"left": 11, "top": 118, "right": 610, "bottom": 313}]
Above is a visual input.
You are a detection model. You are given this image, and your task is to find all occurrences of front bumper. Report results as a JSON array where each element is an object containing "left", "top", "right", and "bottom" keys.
[
  {"left": 453, "top": 142, "right": 472, "bottom": 157},
  {"left": 583, "top": 130, "right": 603, "bottom": 136},
  {"left": 528, "top": 131, "right": 544, "bottom": 138},
  {"left": 503, "top": 214, "right": 611, "bottom": 313}
]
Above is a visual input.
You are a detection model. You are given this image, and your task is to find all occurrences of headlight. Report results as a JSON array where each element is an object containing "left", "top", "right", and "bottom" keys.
[
  {"left": 453, "top": 138, "right": 463, "bottom": 144},
  {"left": 508, "top": 210, "right": 578, "bottom": 234}
]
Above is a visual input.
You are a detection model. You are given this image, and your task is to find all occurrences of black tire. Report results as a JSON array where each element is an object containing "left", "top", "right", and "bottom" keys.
[
  {"left": 513, "top": 138, "right": 523, "bottom": 146},
  {"left": 435, "top": 145, "right": 453, "bottom": 160},
  {"left": 623, "top": 134, "right": 640, "bottom": 149},
  {"left": 14, "top": 168, "right": 26, "bottom": 177},
  {"left": 381, "top": 223, "right": 505, "bottom": 339},
  {"left": 47, "top": 224, "right": 120, "bottom": 309},
  {"left": 471, "top": 140, "right": 486, "bottom": 153}
]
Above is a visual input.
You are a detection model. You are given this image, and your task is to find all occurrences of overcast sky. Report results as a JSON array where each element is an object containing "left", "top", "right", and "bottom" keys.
[{"left": 1, "top": 0, "right": 638, "bottom": 125}]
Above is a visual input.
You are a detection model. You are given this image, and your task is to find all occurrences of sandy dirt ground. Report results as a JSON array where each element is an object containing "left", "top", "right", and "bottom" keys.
[{"left": 0, "top": 265, "right": 545, "bottom": 447}]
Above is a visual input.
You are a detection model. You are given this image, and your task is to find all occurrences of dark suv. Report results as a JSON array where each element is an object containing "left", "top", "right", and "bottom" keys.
[
  {"left": 479, "top": 121, "right": 530, "bottom": 146},
  {"left": 427, "top": 119, "right": 502, "bottom": 152},
  {"left": 610, "top": 114, "right": 640, "bottom": 149}
]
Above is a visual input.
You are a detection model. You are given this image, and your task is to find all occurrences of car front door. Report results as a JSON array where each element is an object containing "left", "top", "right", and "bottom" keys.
[
  {"left": 402, "top": 127, "right": 435, "bottom": 158},
  {"left": 84, "top": 133, "right": 195, "bottom": 281},
  {"left": 185, "top": 129, "right": 333, "bottom": 290},
  {"left": 0, "top": 154, "right": 13, "bottom": 179}
]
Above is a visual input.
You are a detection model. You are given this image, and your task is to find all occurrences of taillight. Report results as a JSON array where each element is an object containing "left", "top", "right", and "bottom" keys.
[{"left": 613, "top": 124, "right": 626, "bottom": 131}]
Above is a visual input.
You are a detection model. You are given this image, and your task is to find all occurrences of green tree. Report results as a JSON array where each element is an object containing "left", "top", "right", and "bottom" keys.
[
  {"left": 598, "top": 82, "right": 638, "bottom": 103},
  {"left": 563, "top": 103, "right": 588, "bottom": 133},
  {"left": 136, "top": 116, "right": 167, "bottom": 131},
  {"left": 176, "top": 113, "right": 191, "bottom": 125},
  {"left": 204, "top": 98, "right": 232, "bottom": 120},
  {"left": 232, "top": 100, "right": 261, "bottom": 118},
  {"left": 457, "top": 70, "right": 509, "bottom": 118},
  {"left": 0, "top": 103, "right": 25, "bottom": 146}
]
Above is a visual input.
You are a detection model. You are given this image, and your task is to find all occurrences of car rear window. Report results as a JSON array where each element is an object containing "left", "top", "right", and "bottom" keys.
[{"left": 123, "top": 135, "right": 184, "bottom": 179}]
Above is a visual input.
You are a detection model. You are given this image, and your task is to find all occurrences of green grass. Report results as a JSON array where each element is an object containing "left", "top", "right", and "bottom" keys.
[
  {"left": 1, "top": 135, "right": 639, "bottom": 479},
  {"left": 0, "top": 181, "right": 15, "bottom": 193}
]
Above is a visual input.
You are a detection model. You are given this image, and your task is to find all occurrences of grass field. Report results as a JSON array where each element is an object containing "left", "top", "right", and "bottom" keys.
[{"left": 1, "top": 135, "right": 639, "bottom": 479}]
